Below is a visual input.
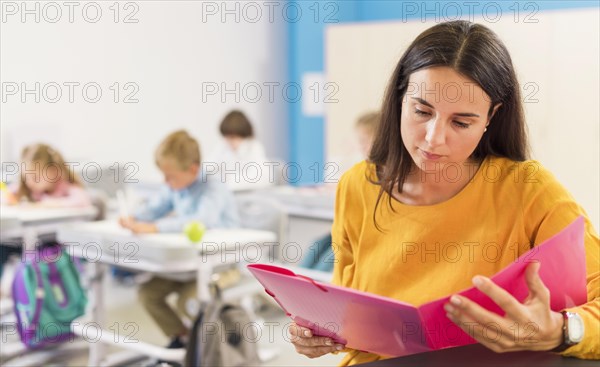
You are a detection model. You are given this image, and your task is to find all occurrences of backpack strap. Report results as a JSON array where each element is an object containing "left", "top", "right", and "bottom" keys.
[
  {"left": 47, "top": 261, "right": 69, "bottom": 307},
  {"left": 26, "top": 260, "right": 46, "bottom": 336}
]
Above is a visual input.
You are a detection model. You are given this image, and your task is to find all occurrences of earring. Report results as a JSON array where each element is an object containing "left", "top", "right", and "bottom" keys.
[{"left": 484, "top": 128, "right": 487, "bottom": 132}]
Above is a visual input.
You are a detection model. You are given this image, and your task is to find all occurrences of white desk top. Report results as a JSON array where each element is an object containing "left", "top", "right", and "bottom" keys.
[
  {"left": 0, "top": 205, "right": 98, "bottom": 243},
  {"left": 58, "top": 220, "right": 277, "bottom": 248},
  {"left": 253, "top": 185, "right": 335, "bottom": 221},
  {"left": 1, "top": 205, "right": 97, "bottom": 224},
  {"left": 284, "top": 205, "right": 335, "bottom": 221},
  {"left": 57, "top": 220, "right": 278, "bottom": 272},
  {"left": 0, "top": 216, "right": 20, "bottom": 232}
]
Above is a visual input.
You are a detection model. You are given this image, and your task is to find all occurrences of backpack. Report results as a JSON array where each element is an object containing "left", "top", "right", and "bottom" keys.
[
  {"left": 12, "top": 243, "right": 87, "bottom": 348},
  {"left": 184, "top": 286, "right": 260, "bottom": 367}
]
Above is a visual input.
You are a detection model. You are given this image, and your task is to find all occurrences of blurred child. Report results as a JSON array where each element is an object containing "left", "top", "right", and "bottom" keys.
[
  {"left": 1, "top": 143, "right": 91, "bottom": 279},
  {"left": 300, "top": 112, "right": 380, "bottom": 272},
  {"left": 354, "top": 111, "right": 381, "bottom": 159},
  {"left": 206, "top": 110, "right": 271, "bottom": 190},
  {"left": 3, "top": 143, "right": 91, "bottom": 207},
  {"left": 119, "top": 130, "right": 239, "bottom": 351}
]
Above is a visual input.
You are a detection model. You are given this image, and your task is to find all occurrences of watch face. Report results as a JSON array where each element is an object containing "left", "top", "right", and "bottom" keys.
[{"left": 567, "top": 313, "right": 585, "bottom": 343}]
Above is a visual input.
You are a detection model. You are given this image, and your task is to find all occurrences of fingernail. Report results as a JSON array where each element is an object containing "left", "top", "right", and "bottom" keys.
[
  {"left": 472, "top": 276, "right": 483, "bottom": 287},
  {"left": 303, "top": 330, "right": 311, "bottom": 337},
  {"left": 325, "top": 339, "right": 332, "bottom": 346},
  {"left": 450, "top": 295, "right": 461, "bottom": 306},
  {"left": 444, "top": 303, "right": 454, "bottom": 313},
  {"left": 336, "top": 345, "right": 343, "bottom": 351}
]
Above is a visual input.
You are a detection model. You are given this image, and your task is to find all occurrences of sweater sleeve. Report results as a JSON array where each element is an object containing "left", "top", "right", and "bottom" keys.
[
  {"left": 522, "top": 162, "right": 599, "bottom": 359},
  {"left": 331, "top": 170, "right": 355, "bottom": 288},
  {"left": 330, "top": 163, "right": 388, "bottom": 364}
]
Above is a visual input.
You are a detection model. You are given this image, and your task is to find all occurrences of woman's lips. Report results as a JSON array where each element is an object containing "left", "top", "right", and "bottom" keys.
[{"left": 420, "top": 149, "right": 443, "bottom": 160}]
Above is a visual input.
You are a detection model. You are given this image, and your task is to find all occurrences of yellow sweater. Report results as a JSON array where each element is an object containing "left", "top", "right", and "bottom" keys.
[{"left": 331, "top": 156, "right": 599, "bottom": 365}]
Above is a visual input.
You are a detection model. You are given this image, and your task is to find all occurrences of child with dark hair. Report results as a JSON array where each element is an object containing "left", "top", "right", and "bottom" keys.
[{"left": 206, "top": 110, "right": 271, "bottom": 191}]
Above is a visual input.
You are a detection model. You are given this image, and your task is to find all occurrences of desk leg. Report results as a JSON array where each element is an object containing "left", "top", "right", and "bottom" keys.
[
  {"left": 197, "top": 255, "right": 214, "bottom": 304},
  {"left": 22, "top": 227, "right": 37, "bottom": 253},
  {"left": 88, "top": 261, "right": 107, "bottom": 366}
]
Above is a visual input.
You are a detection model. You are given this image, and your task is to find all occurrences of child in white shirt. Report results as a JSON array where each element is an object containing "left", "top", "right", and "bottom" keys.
[{"left": 206, "top": 110, "right": 272, "bottom": 191}]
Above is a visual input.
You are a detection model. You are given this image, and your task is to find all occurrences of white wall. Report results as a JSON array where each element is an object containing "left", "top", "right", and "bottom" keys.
[
  {"left": 325, "top": 8, "right": 600, "bottom": 229},
  {"left": 1, "top": 1, "right": 288, "bottom": 183}
]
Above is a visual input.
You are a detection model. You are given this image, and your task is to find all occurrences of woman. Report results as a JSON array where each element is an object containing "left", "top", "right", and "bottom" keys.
[{"left": 289, "top": 20, "right": 599, "bottom": 364}]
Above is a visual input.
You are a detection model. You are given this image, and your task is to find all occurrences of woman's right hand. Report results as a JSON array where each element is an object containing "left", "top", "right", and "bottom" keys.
[{"left": 289, "top": 322, "right": 345, "bottom": 358}]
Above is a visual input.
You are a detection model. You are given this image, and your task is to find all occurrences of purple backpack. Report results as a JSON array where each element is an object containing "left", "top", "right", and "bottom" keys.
[{"left": 12, "top": 244, "right": 87, "bottom": 348}]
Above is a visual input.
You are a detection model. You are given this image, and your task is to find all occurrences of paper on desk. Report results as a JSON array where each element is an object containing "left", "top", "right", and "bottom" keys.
[{"left": 248, "top": 216, "right": 587, "bottom": 357}]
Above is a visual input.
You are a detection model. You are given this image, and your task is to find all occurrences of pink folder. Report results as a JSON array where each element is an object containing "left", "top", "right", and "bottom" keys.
[{"left": 248, "top": 216, "right": 588, "bottom": 357}]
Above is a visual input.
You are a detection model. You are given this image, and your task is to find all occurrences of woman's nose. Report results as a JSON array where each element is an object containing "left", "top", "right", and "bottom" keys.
[{"left": 424, "top": 118, "right": 446, "bottom": 148}]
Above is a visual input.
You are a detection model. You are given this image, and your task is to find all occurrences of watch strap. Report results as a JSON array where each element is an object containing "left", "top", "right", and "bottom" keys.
[{"left": 551, "top": 311, "right": 576, "bottom": 353}]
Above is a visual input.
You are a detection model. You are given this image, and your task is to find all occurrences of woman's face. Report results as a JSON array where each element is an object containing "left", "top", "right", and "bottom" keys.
[{"left": 400, "top": 66, "right": 495, "bottom": 177}]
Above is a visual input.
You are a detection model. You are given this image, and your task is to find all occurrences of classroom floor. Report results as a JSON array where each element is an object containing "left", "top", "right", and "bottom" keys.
[{"left": 1, "top": 266, "right": 344, "bottom": 367}]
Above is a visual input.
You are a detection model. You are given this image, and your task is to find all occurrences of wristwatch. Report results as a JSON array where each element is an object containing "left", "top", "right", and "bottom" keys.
[{"left": 552, "top": 311, "right": 584, "bottom": 352}]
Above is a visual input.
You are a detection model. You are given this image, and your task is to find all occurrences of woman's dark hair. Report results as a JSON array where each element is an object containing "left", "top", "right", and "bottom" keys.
[
  {"left": 219, "top": 110, "right": 254, "bottom": 138},
  {"left": 369, "top": 20, "right": 529, "bottom": 229}
]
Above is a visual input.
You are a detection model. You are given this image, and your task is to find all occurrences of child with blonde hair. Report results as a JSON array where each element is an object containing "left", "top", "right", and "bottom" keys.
[
  {"left": 354, "top": 111, "right": 381, "bottom": 158},
  {"left": 119, "top": 130, "right": 239, "bottom": 354},
  {"left": 300, "top": 112, "right": 380, "bottom": 272},
  {"left": 1, "top": 143, "right": 91, "bottom": 278},
  {"left": 3, "top": 143, "right": 90, "bottom": 207}
]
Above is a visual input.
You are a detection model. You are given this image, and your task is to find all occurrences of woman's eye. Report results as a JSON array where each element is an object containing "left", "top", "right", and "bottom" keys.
[
  {"left": 453, "top": 121, "right": 470, "bottom": 129},
  {"left": 414, "top": 109, "right": 430, "bottom": 116}
]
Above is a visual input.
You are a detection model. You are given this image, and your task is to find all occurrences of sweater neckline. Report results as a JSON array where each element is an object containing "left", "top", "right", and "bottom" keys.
[{"left": 374, "top": 155, "right": 491, "bottom": 210}]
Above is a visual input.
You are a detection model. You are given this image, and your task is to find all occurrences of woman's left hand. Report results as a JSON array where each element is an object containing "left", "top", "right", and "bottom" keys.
[{"left": 444, "top": 262, "right": 565, "bottom": 353}]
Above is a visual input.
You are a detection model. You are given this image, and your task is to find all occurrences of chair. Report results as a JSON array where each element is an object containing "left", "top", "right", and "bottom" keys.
[
  {"left": 221, "top": 193, "right": 288, "bottom": 297},
  {"left": 234, "top": 193, "right": 288, "bottom": 242},
  {"left": 216, "top": 193, "right": 289, "bottom": 362},
  {"left": 87, "top": 188, "right": 108, "bottom": 221},
  {"left": 79, "top": 163, "right": 127, "bottom": 200}
]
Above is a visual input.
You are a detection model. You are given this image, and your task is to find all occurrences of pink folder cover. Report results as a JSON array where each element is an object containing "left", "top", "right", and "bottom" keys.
[{"left": 247, "top": 216, "right": 587, "bottom": 357}]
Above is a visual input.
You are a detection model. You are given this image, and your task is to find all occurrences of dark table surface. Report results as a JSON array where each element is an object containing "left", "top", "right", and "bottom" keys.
[{"left": 358, "top": 344, "right": 598, "bottom": 366}]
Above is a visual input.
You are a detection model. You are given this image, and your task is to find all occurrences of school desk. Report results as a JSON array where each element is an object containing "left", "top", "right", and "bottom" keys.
[{"left": 56, "top": 220, "right": 277, "bottom": 366}]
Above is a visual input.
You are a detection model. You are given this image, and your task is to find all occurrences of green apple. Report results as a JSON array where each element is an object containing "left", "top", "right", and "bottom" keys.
[{"left": 184, "top": 221, "right": 205, "bottom": 243}]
